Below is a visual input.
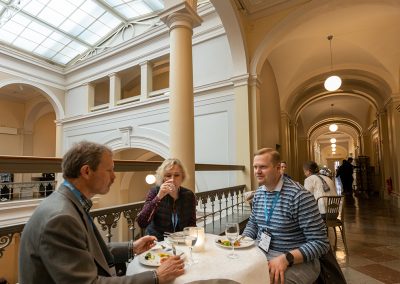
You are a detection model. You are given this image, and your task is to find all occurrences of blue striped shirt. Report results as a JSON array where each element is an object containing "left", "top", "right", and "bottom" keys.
[{"left": 243, "top": 176, "right": 330, "bottom": 262}]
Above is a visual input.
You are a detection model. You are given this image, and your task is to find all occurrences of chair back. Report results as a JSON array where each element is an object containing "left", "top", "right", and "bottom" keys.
[{"left": 317, "top": 195, "right": 344, "bottom": 226}]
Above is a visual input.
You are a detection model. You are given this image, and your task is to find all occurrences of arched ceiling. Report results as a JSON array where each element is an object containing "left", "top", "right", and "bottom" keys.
[
  {"left": 299, "top": 94, "right": 373, "bottom": 131},
  {"left": 221, "top": 0, "right": 399, "bottom": 154}
]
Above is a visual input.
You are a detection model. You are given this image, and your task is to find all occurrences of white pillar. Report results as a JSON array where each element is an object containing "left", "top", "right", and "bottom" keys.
[
  {"left": 233, "top": 75, "right": 253, "bottom": 190},
  {"left": 280, "top": 112, "right": 291, "bottom": 163},
  {"left": 109, "top": 73, "right": 121, "bottom": 108},
  {"left": 160, "top": 1, "right": 202, "bottom": 191},
  {"left": 140, "top": 61, "right": 153, "bottom": 101},
  {"left": 86, "top": 83, "right": 95, "bottom": 112}
]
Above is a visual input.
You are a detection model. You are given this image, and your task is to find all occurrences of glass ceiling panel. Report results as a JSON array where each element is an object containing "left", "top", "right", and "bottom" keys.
[{"left": 0, "top": 0, "right": 165, "bottom": 66}]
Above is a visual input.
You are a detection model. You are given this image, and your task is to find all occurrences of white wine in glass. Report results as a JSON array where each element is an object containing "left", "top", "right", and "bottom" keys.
[{"left": 225, "top": 223, "right": 239, "bottom": 259}]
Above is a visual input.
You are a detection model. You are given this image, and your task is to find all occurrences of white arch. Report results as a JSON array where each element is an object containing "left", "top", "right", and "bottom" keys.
[
  {"left": 210, "top": 0, "right": 248, "bottom": 76},
  {"left": 101, "top": 126, "right": 170, "bottom": 158},
  {"left": 0, "top": 79, "right": 64, "bottom": 120}
]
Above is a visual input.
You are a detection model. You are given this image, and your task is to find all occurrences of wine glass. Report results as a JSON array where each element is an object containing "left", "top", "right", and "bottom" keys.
[
  {"left": 183, "top": 227, "right": 198, "bottom": 266},
  {"left": 225, "top": 223, "right": 239, "bottom": 259}
]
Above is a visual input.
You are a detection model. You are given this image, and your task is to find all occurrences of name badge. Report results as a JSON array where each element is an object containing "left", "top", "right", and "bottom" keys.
[{"left": 258, "top": 230, "right": 271, "bottom": 252}]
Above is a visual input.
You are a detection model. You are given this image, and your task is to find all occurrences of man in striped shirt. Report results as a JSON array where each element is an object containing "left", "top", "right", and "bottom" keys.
[{"left": 243, "top": 148, "right": 330, "bottom": 284}]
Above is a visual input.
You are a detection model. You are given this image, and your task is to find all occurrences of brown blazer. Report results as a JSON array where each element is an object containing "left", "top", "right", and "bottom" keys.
[{"left": 19, "top": 185, "right": 154, "bottom": 284}]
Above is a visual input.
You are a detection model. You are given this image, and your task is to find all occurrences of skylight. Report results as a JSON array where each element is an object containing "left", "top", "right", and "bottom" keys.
[{"left": 0, "top": 0, "right": 164, "bottom": 66}]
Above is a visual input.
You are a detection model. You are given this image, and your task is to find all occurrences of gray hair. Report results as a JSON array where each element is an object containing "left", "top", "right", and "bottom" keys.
[
  {"left": 62, "top": 141, "right": 112, "bottom": 179},
  {"left": 155, "top": 158, "right": 187, "bottom": 186}
]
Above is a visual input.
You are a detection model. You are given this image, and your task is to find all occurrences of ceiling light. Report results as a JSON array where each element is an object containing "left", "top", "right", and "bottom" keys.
[
  {"left": 324, "top": 35, "right": 341, "bottom": 91},
  {"left": 329, "top": 124, "right": 338, "bottom": 132},
  {"left": 330, "top": 138, "right": 336, "bottom": 144},
  {"left": 145, "top": 174, "right": 156, "bottom": 184},
  {"left": 331, "top": 143, "right": 336, "bottom": 148},
  {"left": 329, "top": 103, "right": 338, "bottom": 132}
]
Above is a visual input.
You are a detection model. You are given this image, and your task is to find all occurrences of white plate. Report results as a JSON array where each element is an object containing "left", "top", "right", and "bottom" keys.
[
  {"left": 139, "top": 248, "right": 184, "bottom": 267},
  {"left": 215, "top": 236, "right": 255, "bottom": 249}
]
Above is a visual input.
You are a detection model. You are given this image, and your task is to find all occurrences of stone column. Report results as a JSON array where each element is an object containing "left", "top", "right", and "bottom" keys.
[
  {"left": 290, "top": 121, "right": 299, "bottom": 180},
  {"left": 280, "top": 112, "right": 291, "bottom": 163},
  {"left": 249, "top": 75, "right": 261, "bottom": 152},
  {"left": 377, "top": 110, "right": 390, "bottom": 197},
  {"left": 55, "top": 121, "right": 63, "bottom": 157},
  {"left": 86, "top": 83, "right": 95, "bottom": 112},
  {"left": 140, "top": 61, "right": 153, "bottom": 101},
  {"left": 109, "top": 73, "right": 121, "bottom": 108},
  {"left": 233, "top": 75, "right": 253, "bottom": 190},
  {"left": 385, "top": 95, "right": 400, "bottom": 199},
  {"left": 160, "top": 1, "right": 202, "bottom": 191}
]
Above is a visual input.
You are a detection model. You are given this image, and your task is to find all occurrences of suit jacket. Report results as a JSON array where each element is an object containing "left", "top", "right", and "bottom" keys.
[{"left": 19, "top": 184, "right": 154, "bottom": 284}]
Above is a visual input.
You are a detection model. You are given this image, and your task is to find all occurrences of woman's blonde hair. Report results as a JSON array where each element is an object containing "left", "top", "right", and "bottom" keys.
[{"left": 155, "top": 158, "right": 187, "bottom": 186}]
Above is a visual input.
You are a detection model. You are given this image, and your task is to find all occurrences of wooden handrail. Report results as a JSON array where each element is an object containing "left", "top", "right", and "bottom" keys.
[{"left": 0, "top": 155, "right": 245, "bottom": 173}]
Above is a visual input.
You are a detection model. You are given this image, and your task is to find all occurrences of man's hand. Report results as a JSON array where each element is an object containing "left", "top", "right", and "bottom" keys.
[
  {"left": 156, "top": 255, "right": 185, "bottom": 284},
  {"left": 268, "top": 254, "right": 289, "bottom": 284},
  {"left": 133, "top": 236, "right": 156, "bottom": 254}
]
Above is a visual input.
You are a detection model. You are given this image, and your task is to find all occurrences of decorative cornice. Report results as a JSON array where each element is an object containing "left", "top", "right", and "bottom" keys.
[
  {"left": 231, "top": 73, "right": 249, "bottom": 87},
  {"left": 160, "top": 2, "right": 202, "bottom": 30}
]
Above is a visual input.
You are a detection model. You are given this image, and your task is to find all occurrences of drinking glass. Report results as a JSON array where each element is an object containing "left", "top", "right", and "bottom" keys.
[
  {"left": 183, "top": 227, "right": 198, "bottom": 265},
  {"left": 225, "top": 223, "right": 239, "bottom": 259}
]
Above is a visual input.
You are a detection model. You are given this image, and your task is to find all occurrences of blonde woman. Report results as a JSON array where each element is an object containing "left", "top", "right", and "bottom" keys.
[{"left": 137, "top": 158, "right": 197, "bottom": 241}]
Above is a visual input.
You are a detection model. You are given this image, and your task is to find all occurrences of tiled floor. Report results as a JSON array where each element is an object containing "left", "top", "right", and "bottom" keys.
[{"left": 332, "top": 194, "right": 400, "bottom": 284}]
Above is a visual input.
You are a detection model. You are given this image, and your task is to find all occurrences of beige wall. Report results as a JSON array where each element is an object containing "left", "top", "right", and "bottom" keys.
[
  {"left": 259, "top": 60, "right": 281, "bottom": 148},
  {"left": 153, "top": 72, "right": 169, "bottom": 91},
  {"left": 32, "top": 112, "right": 56, "bottom": 157},
  {"left": 0, "top": 99, "right": 25, "bottom": 155}
]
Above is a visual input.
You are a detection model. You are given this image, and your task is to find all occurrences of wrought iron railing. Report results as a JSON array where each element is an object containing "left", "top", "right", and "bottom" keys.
[{"left": 0, "top": 185, "right": 250, "bottom": 258}]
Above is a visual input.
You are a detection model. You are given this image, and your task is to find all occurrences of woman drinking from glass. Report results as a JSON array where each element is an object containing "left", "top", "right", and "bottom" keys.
[{"left": 137, "top": 158, "right": 197, "bottom": 241}]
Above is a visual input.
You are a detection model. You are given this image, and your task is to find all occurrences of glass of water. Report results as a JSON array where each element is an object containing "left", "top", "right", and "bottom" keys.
[
  {"left": 183, "top": 227, "right": 198, "bottom": 265},
  {"left": 225, "top": 223, "right": 239, "bottom": 259}
]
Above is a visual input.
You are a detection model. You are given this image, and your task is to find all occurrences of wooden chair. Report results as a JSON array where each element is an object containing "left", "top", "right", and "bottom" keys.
[{"left": 317, "top": 195, "right": 348, "bottom": 254}]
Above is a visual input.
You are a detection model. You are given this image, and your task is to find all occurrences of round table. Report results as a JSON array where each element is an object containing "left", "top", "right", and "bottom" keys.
[{"left": 127, "top": 234, "right": 269, "bottom": 284}]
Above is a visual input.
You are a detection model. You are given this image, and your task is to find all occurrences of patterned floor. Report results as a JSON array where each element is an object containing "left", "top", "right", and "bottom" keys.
[{"left": 332, "top": 194, "right": 400, "bottom": 284}]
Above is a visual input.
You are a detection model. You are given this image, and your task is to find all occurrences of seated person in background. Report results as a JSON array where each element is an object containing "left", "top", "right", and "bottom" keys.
[
  {"left": 19, "top": 141, "right": 184, "bottom": 284},
  {"left": 280, "top": 161, "right": 292, "bottom": 179},
  {"left": 243, "top": 148, "right": 330, "bottom": 284},
  {"left": 303, "top": 161, "right": 337, "bottom": 218},
  {"left": 138, "top": 158, "right": 197, "bottom": 241}
]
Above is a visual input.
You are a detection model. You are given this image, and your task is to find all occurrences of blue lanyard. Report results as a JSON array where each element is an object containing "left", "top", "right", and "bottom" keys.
[
  {"left": 63, "top": 181, "right": 93, "bottom": 223},
  {"left": 172, "top": 211, "right": 179, "bottom": 232},
  {"left": 264, "top": 191, "right": 280, "bottom": 225}
]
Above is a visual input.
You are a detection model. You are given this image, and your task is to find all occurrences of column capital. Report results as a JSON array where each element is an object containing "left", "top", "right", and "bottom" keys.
[
  {"left": 281, "top": 111, "right": 291, "bottom": 120},
  {"left": 384, "top": 94, "right": 400, "bottom": 108},
  {"left": 108, "top": 73, "right": 119, "bottom": 78},
  {"left": 249, "top": 74, "right": 262, "bottom": 88},
  {"left": 139, "top": 61, "right": 153, "bottom": 67},
  {"left": 160, "top": 1, "right": 202, "bottom": 31}
]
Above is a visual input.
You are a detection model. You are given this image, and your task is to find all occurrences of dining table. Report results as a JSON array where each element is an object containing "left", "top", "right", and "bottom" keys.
[{"left": 126, "top": 233, "right": 270, "bottom": 284}]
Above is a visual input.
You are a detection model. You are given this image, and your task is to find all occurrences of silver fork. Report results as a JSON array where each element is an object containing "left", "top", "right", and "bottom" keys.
[{"left": 171, "top": 242, "right": 177, "bottom": 255}]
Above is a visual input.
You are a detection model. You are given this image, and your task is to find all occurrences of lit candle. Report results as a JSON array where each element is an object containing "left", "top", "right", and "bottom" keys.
[{"left": 192, "top": 227, "right": 205, "bottom": 252}]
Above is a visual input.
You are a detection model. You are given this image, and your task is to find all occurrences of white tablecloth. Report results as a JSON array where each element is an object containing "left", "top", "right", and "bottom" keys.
[{"left": 127, "top": 234, "right": 269, "bottom": 284}]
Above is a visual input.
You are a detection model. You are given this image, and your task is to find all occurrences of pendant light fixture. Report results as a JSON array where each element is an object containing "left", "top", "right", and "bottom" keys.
[
  {"left": 324, "top": 35, "right": 342, "bottom": 91},
  {"left": 329, "top": 103, "right": 338, "bottom": 132},
  {"left": 330, "top": 138, "right": 336, "bottom": 144}
]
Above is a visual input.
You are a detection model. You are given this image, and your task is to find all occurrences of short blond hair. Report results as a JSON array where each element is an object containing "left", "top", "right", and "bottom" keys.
[
  {"left": 155, "top": 158, "right": 187, "bottom": 186},
  {"left": 254, "top": 148, "right": 281, "bottom": 166}
]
